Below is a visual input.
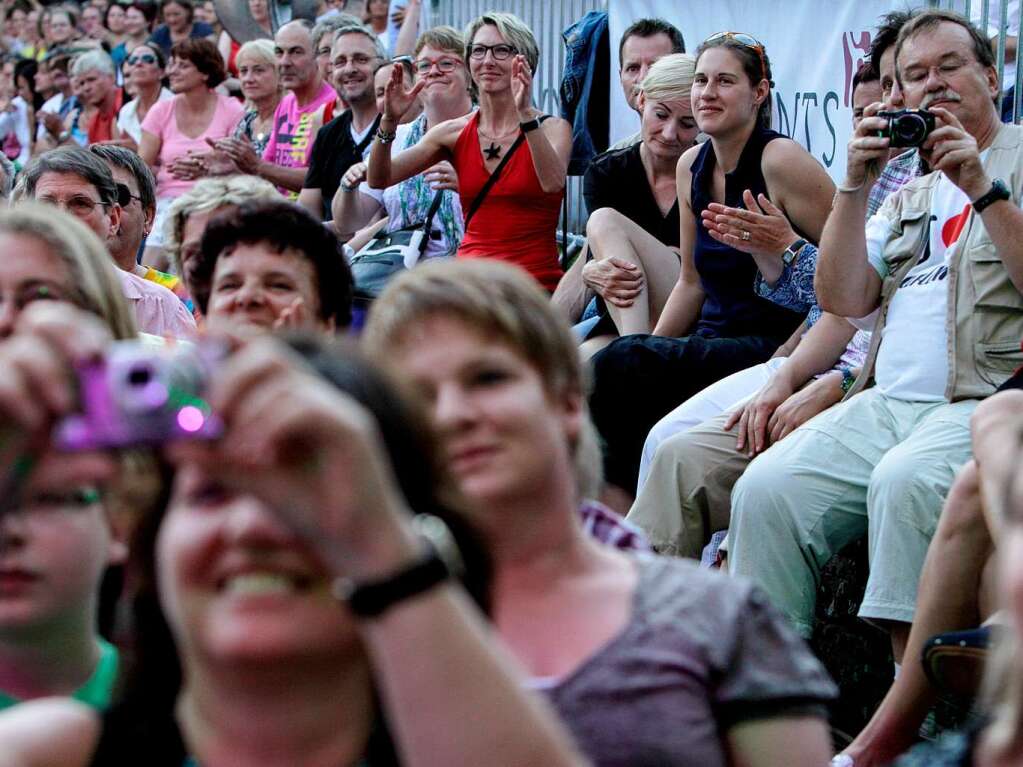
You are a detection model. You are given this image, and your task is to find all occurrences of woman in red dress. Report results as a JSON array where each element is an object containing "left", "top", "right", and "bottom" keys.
[{"left": 367, "top": 12, "right": 572, "bottom": 292}]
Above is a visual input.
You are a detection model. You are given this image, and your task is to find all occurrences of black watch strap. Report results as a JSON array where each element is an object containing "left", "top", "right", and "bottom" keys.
[
  {"left": 332, "top": 515, "right": 463, "bottom": 618},
  {"left": 519, "top": 117, "right": 541, "bottom": 133},
  {"left": 972, "top": 177, "right": 1010, "bottom": 214},
  {"left": 782, "top": 237, "right": 808, "bottom": 266}
]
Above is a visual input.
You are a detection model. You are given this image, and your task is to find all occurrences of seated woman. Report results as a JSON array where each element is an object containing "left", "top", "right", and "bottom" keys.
[
  {"left": 588, "top": 31, "right": 834, "bottom": 506},
  {"left": 364, "top": 259, "right": 837, "bottom": 767},
  {"left": 111, "top": 44, "right": 172, "bottom": 151},
  {"left": 139, "top": 38, "right": 243, "bottom": 268},
  {"left": 0, "top": 315, "right": 586, "bottom": 766},
  {"left": 556, "top": 53, "right": 698, "bottom": 352},
  {"left": 0, "top": 204, "right": 137, "bottom": 711},
  {"left": 333, "top": 26, "right": 472, "bottom": 260},
  {"left": 367, "top": 12, "right": 571, "bottom": 292}
]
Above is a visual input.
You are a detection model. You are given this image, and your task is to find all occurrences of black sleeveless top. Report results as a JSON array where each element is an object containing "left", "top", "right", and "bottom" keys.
[{"left": 690, "top": 127, "right": 806, "bottom": 340}]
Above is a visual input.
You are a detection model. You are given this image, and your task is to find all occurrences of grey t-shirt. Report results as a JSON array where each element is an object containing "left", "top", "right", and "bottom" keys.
[{"left": 537, "top": 554, "right": 837, "bottom": 767}]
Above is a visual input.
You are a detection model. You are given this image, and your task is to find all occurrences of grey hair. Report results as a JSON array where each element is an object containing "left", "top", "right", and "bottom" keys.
[
  {"left": 312, "top": 13, "right": 363, "bottom": 50},
  {"left": 89, "top": 144, "right": 157, "bottom": 214},
  {"left": 70, "top": 49, "right": 116, "bottom": 78},
  {"left": 19, "top": 147, "right": 119, "bottom": 206},
  {"left": 332, "top": 23, "right": 387, "bottom": 62}
]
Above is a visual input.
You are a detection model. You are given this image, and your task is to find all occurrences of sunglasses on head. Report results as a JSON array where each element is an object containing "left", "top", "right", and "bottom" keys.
[
  {"left": 127, "top": 53, "right": 157, "bottom": 66},
  {"left": 703, "top": 31, "right": 768, "bottom": 83}
]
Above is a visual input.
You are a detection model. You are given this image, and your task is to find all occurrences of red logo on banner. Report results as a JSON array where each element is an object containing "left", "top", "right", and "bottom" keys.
[{"left": 843, "top": 30, "right": 872, "bottom": 107}]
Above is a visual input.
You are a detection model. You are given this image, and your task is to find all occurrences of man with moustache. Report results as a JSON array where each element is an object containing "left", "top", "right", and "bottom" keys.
[
  {"left": 299, "top": 24, "right": 384, "bottom": 220},
  {"left": 728, "top": 9, "right": 1023, "bottom": 662}
]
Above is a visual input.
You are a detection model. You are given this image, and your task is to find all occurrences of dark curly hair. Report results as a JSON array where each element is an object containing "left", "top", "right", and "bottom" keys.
[
  {"left": 170, "top": 37, "right": 224, "bottom": 88},
  {"left": 194, "top": 200, "right": 354, "bottom": 328}
]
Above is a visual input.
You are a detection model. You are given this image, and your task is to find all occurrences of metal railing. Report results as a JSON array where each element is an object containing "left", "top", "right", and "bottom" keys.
[{"left": 929, "top": 0, "right": 1021, "bottom": 120}]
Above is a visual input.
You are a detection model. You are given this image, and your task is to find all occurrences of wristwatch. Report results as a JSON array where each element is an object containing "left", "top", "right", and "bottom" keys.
[
  {"left": 836, "top": 366, "right": 856, "bottom": 395},
  {"left": 782, "top": 238, "right": 807, "bottom": 267},
  {"left": 519, "top": 117, "right": 541, "bottom": 133},
  {"left": 972, "top": 178, "right": 1011, "bottom": 214},
  {"left": 376, "top": 126, "right": 397, "bottom": 144},
  {"left": 332, "top": 514, "right": 465, "bottom": 618}
]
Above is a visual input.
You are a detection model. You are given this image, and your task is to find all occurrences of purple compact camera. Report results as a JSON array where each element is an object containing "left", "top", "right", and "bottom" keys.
[{"left": 54, "top": 340, "right": 224, "bottom": 451}]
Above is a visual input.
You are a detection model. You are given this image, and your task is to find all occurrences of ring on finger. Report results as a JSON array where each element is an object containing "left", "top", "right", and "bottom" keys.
[{"left": 741, "top": 230, "right": 751, "bottom": 241}]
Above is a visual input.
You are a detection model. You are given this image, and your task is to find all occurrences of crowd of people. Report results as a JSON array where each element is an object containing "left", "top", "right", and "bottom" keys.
[{"left": 0, "top": 1, "right": 1019, "bottom": 766}]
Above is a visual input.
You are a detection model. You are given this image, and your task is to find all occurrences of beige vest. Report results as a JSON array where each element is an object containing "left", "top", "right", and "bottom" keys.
[{"left": 848, "top": 123, "right": 1023, "bottom": 402}]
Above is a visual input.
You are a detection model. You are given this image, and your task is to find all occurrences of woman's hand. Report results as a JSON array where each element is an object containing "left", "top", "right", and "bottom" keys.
[
  {"left": 341, "top": 161, "right": 367, "bottom": 191},
  {"left": 207, "top": 136, "right": 261, "bottom": 175},
  {"left": 167, "top": 337, "right": 418, "bottom": 578},
  {"left": 511, "top": 54, "right": 533, "bottom": 119},
  {"left": 764, "top": 372, "right": 844, "bottom": 445},
  {"left": 725, "top": 373, "right": 795, "bottom": 456},
  {"left": 423, "top": 161, "right": 458, "bottom": 191},
  {"left": 382, "top": 62, "right": 426, "bottom": 123},
  {"left": 702, "top": 189, "right": 796, "bottom": 283},
  {"left": 581, "top": 257, "right": 644, "bottom": 307},
  {"left": 0, "top": 304, "right": 117, "bottom": 511},
  {"left": 168, "top": 152, "right": 207, "bottom": 180}
]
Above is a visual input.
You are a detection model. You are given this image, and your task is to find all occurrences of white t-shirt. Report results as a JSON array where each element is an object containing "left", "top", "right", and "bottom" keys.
[
  {"left": 866, "top": 171, "right": 979, "bottom": 401},
  {"left": 116, "top": 87, "right": 173, "bottom": 145},
  {"left": 35, "top": 92, "right": 64, "bottom": 142}
]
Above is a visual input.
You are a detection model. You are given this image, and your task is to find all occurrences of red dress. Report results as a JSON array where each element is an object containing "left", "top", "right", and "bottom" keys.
[{"left": 452, "top": 111, "right": 564, "bottom": 292}]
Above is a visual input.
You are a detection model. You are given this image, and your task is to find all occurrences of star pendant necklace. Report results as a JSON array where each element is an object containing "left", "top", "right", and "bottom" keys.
[{"left": 479, "top": 123, "right": 519, "bottom": 161}]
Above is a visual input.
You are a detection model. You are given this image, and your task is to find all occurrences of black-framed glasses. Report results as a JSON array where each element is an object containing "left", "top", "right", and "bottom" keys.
[
  {"left": 415, "top": 56, "right": 462, "bottom": 75},
  {"left": 127, "top": 53, "right": 157, "bottom": 66},
  {"left": 469, "top": 43, "right": 517, "bottom": 61},
  {"left": 703, "top": 31, "right": 768, "bottom": 83}
]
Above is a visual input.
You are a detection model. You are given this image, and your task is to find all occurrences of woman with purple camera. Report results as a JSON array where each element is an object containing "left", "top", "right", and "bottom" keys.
[{"left": 0, "top": 254, "right": 584, "bottom": 764}]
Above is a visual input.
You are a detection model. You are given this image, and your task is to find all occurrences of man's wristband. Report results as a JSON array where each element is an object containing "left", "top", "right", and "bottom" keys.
[{"left": 836, "top": 366, "right": 856, "bottom": 394}]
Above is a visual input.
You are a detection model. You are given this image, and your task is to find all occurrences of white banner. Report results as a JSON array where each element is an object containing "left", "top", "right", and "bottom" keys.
[{"left": 608, "top": 0, "right": 902, "bottom": 181}]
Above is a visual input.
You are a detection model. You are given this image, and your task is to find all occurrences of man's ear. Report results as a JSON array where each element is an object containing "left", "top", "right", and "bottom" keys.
[
  {"left": 107, "top": 202, "right": 122, "bottom": 241},
  {"left": 636, "top": 89, "right": 646, "bottom": 113},
  {"left": 143, "top": 204, "right": 155, "bottom": 236}
]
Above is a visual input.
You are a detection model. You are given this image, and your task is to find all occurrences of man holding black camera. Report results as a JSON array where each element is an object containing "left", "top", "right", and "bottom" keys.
[{"left": 727, "top": 9, "right": 1023, "bottom": 656}]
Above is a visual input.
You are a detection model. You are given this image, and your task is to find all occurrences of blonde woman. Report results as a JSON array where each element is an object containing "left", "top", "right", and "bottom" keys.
[
  {"left": 364, "top": 259, "right": 837, "bottom": 767},
  {"left": 555, "top": 53, "right": 699, "bottom": 348},
  {"left": 369, "top": 12, "right": 572, "bottom": 292},
  {"left": 230, "top": 39, "right": 281, "bottom": 157}
]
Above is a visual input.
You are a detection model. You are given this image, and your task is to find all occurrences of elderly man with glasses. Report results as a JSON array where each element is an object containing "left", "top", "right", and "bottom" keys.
[{"left": 17, "top": 147, "right": 195, "bottom": 339}]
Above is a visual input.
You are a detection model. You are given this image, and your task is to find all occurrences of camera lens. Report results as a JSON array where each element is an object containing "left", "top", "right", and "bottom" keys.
[
  {"left": 894, "top": 114, "right": 927, "bottom": 145},
  {"left": 128, "top": 365, "right": 152, "bottom": 386}
]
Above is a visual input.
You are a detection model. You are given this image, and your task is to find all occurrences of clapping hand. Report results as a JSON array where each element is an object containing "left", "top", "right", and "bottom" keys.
[
  {"left": 511, "top": 54, "right": 533, "bottom": 118},
  {"left": 383, "top": 62, "right": 426, "bottom": 123},
  {"left": 208, "top": 137, "right": 261, "bottom": 175}
]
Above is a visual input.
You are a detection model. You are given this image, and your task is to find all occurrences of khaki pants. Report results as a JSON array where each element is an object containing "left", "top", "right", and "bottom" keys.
[
  {"left": 728, "top": 388, "right": 977, "bottom": 636},
  {"left": 626, "top": 411, "right": 746, "bottom": 558}
]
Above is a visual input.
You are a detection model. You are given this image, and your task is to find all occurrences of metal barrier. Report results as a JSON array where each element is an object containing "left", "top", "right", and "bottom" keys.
[
  {"left": 434, "top": 0, "right": 607, "bottom": 233},
  {"left": 931, "top": 0, "right": 1022, "bottom": 120}
]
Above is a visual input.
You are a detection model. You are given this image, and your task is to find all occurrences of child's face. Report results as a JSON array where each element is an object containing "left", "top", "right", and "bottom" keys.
[{"left": 0, "top": 453, "right": 124, "bottom": 635}]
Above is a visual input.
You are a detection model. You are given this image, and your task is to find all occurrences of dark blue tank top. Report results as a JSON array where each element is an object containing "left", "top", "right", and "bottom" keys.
[{"left": 690, "top": 127, "right": 805, "bottom": 339}]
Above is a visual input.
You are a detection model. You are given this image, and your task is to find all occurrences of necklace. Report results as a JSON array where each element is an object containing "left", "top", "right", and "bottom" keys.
[{"left": 478, "top": 123, "right": 519, "bottom": 162}]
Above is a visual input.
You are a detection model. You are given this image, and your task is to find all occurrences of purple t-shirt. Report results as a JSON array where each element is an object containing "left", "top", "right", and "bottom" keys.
[
  {"left": 262, "top": 81, "right": 337, "bottom": 173},
  {"left": 532, "top": 554, "right": 837, "bottom": 767}
]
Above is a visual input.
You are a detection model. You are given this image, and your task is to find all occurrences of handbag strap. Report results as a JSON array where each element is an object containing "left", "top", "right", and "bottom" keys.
[
  {"left": 421, "top": 188, "right": 445, "bottom": 232},
  {"left": 463, "top": 114, "right": 553, "bottom": 229}
]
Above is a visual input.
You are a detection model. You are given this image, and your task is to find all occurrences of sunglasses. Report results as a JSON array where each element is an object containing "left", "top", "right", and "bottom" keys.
[
  {"left": 703, "top": 31, "right": 768, "bottom": 84},
  {"left": 127, "top": 53, "right": 157, "bottom": 66}
]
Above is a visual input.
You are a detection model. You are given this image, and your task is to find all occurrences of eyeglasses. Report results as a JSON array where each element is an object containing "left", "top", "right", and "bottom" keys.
[
  {"left": 127, "top": 53, "right": 157, "bottom": 66},
  {"left": 469, "top": 43, "right": 517, "bottom": 61},
  {"left": 415, "top": 56, "right": 462, "bottom": 75},
  {"left": 703, "top": 31, "right": 768, "bottom": 83},
  {"left": 37, "top": 194, "right": 107, "bottom": 217}
]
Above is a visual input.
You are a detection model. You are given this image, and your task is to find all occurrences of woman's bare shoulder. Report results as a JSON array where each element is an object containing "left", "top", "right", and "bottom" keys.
[{"left": 0, "top": 698, "right": 100, "bottom": 767}]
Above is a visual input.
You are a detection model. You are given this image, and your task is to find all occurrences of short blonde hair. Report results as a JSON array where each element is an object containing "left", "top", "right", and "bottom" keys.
[
  {"left": 415, "top": 25, "right": 464, "bottom": 58},
  {"left": 236, "top": 38, "right": 277, "bottom": 69},
  {"left": 464, "top": 12, "right": 539, "bottom": 74},
  {"left": 640, "top": 52, "right": 696, "bottom": 104},
  {"left": 163, "top": 175, "right": 280, "bottom": 274},
  {"left": 2, "top": 203, "right": 136, "bottom": 339},
  {"left": 363, "top": 260, "right": 602, "bottom": 497}
]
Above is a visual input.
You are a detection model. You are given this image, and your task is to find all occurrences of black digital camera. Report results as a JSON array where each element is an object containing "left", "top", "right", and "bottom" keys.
[{"left": 877, "top": 109, "right": 936, "bottom": 148}]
